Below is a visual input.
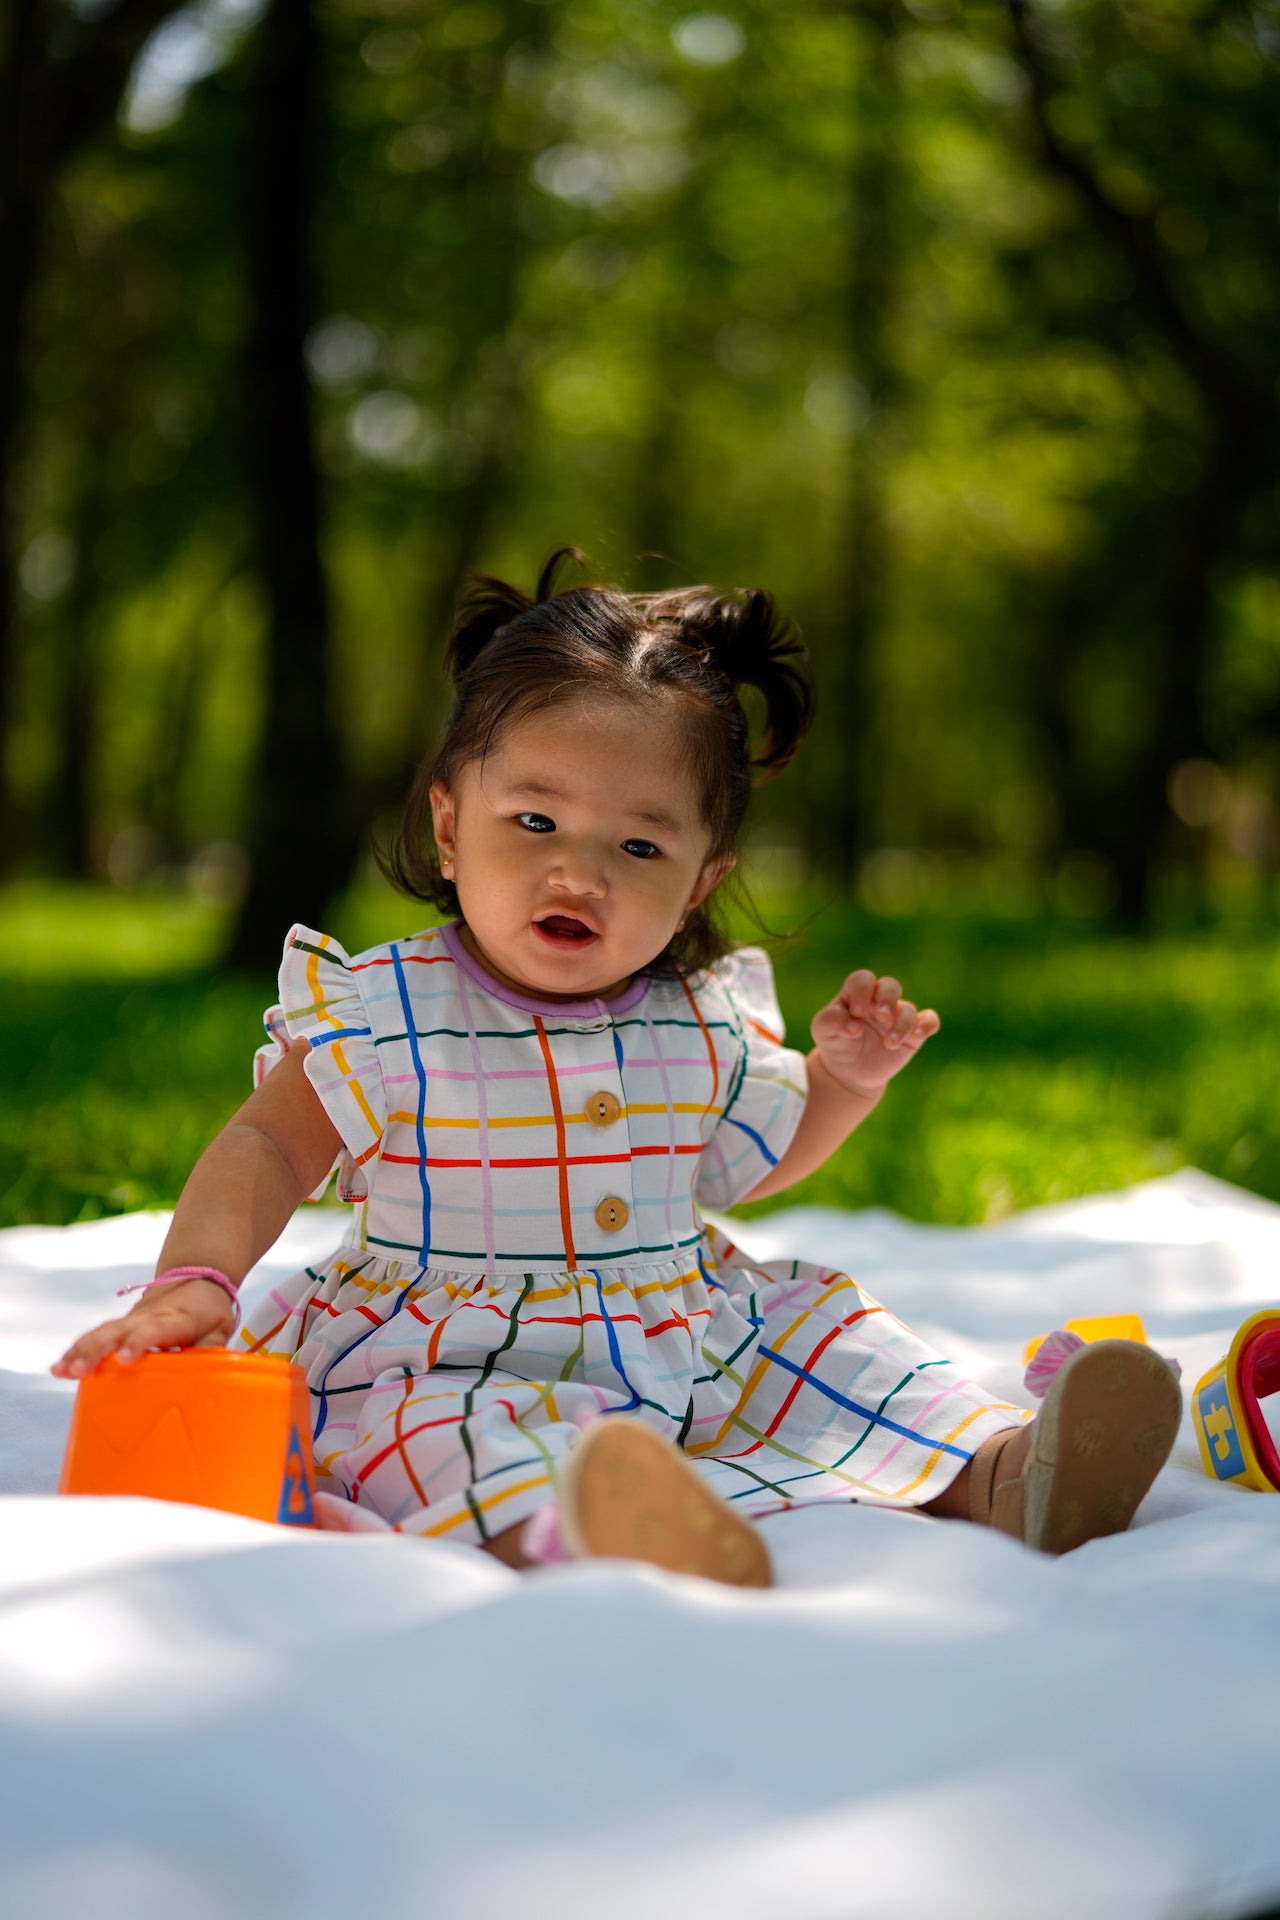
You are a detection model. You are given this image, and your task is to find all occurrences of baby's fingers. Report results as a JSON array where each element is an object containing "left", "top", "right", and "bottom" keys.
[
  {"left": 870, "top": 976, "right": 903, "bottom": 1030},
  {"left": 838, "top": 969, "right": 879, "bottom": 1018},
  {"left": 875, "top": 1001, "right": 941, "bottom": 1062},
  {"left": 51, "top": 1290, "right": 223, "bottom": 1379},
  {"left": 813, "top": 999, "right": 861, "bottom": 1045},
  {"left": 903, "top": 1007, "right": 941, "bottom": 1047},
  {"left": 51, "top": 1317, "right": 139, "bottom": 1380},
  {"left": 879, "top": 998, "right": 919, "bottom": 1049},
  {"left": 841, "top": 975, "right": 904, "bottom": 1034}
]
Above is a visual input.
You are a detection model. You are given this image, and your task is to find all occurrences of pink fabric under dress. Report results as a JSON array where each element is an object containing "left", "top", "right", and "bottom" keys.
[{"left": 239, "top": 921, "right": 1026, "bottom": 1545}]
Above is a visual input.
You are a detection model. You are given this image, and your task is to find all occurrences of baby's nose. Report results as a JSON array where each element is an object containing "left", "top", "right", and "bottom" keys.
[{"left": 548, "top": 843, "right": 607, "bottom": 895}]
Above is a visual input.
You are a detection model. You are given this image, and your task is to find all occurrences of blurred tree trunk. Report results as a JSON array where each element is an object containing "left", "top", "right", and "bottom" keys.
[
  {"left": 226, "top": 0, "right": 352, "bottom": 968},
  {"left": 141, "top": 565, "right": 239, "bottom": 857},
  {"left": 364, "top": 4, "right": 548, "bottom": 847},
  {"left": 1007, "top": 0, "right": 1276, "bottom": 926},
  {"left": 629, "top": 363, "right": 683, "bottom": 590},
  {"left": 0, "top": 0, "right": 190, "bottom": 874},
  {"left": 42, "top": 428, "right": 110, "bottom": 877},
  {"left": 1025, "top": 567, "right": 1093, "bottom": 861},
  {"left": 814, "top": 0, "right": 901, "bottom": 891},
  {"left": 412, "top": 303, "right": 527, "bottom": 768},
  {"left": 627, "top": 58, "right": 750, "bottom": 596},
  {"left": 0, "top": 0, "right": 37, "bottom": 872},
  {"left": 41, "top": 208, "right": 139, "bottom": 880},
  {"left": 1108, "top": 403, "right": 1267, "bottom": 924}
]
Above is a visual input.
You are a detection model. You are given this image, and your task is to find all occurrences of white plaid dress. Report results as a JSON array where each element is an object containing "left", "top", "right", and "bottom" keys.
[{"left": 240, "top": 921, "right": 1026, "bottom": 1543}]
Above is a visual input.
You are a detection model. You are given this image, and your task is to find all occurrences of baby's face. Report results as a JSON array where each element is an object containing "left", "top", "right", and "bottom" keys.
[{"left": 430, "top": 697, "right": 731, "bottom": 1001}]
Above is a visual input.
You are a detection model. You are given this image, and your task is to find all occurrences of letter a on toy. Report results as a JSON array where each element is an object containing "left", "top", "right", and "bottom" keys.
[{"left": 277, "top": 1425, "right": 315, "bottom": 1526}]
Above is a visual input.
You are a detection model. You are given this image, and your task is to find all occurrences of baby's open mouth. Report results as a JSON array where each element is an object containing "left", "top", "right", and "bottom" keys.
[{"left": 534, "top": 915, "right": 598, "bottom": 944}]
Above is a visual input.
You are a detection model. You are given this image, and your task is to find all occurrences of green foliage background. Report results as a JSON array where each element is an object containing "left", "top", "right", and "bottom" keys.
[
  {"left": 5, "top": 879, "right": 1278, "bottom": 1230},
  {"left": 12, "top": 0, "right": 1280, "bottom": 890},
  {"left": 4, "top": 0, "right": 1280, "bottom": 1230}
]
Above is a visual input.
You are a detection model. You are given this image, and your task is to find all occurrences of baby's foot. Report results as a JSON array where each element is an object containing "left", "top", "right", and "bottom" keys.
[
  {"left": 558, "top": 1417, "right": 771, "bottom": 1587},
  {"left": 998, "top": 1339, "right": 1183, "bottom": 1554}
]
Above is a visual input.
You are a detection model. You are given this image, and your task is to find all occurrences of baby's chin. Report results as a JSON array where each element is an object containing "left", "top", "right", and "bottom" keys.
[
  {"left": 463, "top": 922, "right": 638, "bottom": 1002},
  {"left": 518, "top": 942, "right": 635, "bottom": 1003}
]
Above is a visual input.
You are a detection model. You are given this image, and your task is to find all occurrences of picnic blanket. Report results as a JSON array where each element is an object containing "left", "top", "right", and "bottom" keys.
[{"left": 1, "top": 1169, "right": 1277, "bottom": 1920}]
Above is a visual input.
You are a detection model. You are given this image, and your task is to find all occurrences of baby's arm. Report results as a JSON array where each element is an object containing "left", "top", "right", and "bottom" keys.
[
  {"left": 51, "top": 1044, "right": 342, "bottom": 1378},
  {"left": 742, "top": 970, "right": 938, "bottom": 1201}
]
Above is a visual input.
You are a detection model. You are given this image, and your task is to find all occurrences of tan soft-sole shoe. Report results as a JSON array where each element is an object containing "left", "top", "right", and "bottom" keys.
[
  {"left": 558, "top": 1417, "right": 771, "bottom": 1588},
  {"left": 998, "top": 1339, "right": 1183, "bottom": 1555}
]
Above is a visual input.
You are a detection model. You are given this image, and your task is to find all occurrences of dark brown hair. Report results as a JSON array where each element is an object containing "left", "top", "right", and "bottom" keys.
[{"left": 377, "top": 548, "right": 813, "bottom": 974}]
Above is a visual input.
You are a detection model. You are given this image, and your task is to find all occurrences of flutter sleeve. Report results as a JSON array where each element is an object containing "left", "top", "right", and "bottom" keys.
[
  {"left": 253, "top": 925, "right": 387, "bottom": 1204},
  {"left": 694, "top": 946, "right": 808, "bottom": 1211}
]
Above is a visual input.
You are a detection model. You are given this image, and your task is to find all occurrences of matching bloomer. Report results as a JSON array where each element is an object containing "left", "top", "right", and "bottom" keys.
[{"left": 240, "top": 920, "right": 1025, "bottom": 1545}]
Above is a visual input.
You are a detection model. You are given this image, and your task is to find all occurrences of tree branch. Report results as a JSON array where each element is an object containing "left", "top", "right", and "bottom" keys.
[{"left": 1004, "top": 0, "right": 1267, "bottom": 420}]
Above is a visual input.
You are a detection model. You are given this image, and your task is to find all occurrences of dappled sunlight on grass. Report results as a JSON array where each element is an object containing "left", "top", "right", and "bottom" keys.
[
  {"left": 731, "top": 895, "right": 1280, "bottom": 1227},
  {"left": 6, "top": 882, "right": 228, "bottom": 979},
  {"left": 4, "top": 881, "right": 1278, "bottom": 1229}
]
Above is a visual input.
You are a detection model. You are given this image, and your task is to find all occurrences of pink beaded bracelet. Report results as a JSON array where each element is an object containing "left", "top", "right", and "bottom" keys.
[{"left": 117, "top": 1265, "right": 242, "bottom": 1333}]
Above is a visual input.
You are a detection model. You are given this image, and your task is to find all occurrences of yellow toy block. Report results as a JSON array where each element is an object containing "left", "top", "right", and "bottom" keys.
[
  {"left": 1192, "top": 1310, "right": 1280, "bottom": 1493},
  {"left": 1023, "top": 1313, "right": 1149, "bottom": 1366}
]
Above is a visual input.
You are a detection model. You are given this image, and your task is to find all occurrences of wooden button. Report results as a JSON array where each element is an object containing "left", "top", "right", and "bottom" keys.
[
  {"left": 585, "top": 1091, "right": 622, "bottom": 1128},
  {"left": 594, "top": 1196, "right": 629, "bottom": 1233}
]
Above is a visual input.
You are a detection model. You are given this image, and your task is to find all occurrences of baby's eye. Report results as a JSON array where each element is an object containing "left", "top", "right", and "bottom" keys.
[
  {"left": 621, "top": 838, "right": 660, "bottom": 860},
  {"left": 516, "top": 812, "right": 555, "bottom": 833}
]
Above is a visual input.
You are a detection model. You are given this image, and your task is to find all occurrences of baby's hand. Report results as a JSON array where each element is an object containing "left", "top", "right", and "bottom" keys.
[
  {"left": 810, "top": 970, "right": 940, "bottom": 1098},
  {"left": 50, "top": 1279, "right": 236, "bottom": 1380}
]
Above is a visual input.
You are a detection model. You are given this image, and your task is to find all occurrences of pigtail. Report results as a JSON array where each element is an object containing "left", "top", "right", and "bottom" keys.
[
  {"left": 445, "top": 547, "right": 590, "bottom": 681},
  {"left": 535, "top": 544, "right": 588, "bottom": 604},
  {"left": 647, "top": 585, "right": 814, "bottom": 777},
  {"left": 446, "top": 575, "right": 533, "bottom": 681}
]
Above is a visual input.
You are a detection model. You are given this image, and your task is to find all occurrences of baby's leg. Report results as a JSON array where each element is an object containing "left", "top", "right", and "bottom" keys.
[
  {"left": 929, "top": 1340, "right": 1181, "bottom": 1555},
  {"left": 482, "top": 1524, "right": 537, "bottom": 1570},
  {"left": 477, "top": 1422, "right": 770, "bottom": 1584},
  {"left": 553, "top": 1418, "right": 771, "bottom": 1586}
]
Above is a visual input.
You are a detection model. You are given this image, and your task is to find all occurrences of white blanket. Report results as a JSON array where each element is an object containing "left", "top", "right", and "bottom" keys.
[{"left": 1, "top": 1170, "right": 1277, "bottom": 1920}]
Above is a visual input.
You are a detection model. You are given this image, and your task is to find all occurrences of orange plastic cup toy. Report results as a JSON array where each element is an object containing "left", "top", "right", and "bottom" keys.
[{"left": 60, "top": 1347, "right": 316, "bottom": 1527}]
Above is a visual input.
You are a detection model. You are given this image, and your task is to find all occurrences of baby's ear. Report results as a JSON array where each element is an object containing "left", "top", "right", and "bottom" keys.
[
  {"left": 690, "top": 852, "right": 735, "bottom": 909},
  {"left": 429, "top": 782, "right": 457, "bottom": 864}
]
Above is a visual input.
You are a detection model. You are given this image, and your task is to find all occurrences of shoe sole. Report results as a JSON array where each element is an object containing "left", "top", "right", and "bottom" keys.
[
  {"left": 1024, "top": 1339, "right": 1182, "bottom": 1555},
  {"left": 558, "top": 1418, "right": 772, "bottom": 1588}
]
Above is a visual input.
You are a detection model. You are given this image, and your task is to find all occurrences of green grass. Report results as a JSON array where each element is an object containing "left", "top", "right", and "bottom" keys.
[
  {"left": 746, "top": 899, "right": 1280, "bottom": 1227},
  {"left": 4, "top": 879, "right": 1279, "bottom": 1229}
]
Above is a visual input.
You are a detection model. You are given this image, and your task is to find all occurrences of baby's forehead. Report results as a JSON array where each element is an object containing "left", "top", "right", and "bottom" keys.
[{"left": 483, "top": 696, "right": 700, "bottom": 822}]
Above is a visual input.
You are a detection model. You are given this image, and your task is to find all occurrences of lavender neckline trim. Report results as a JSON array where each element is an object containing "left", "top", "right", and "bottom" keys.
[{"left": 438, "top": 921, "right": 651, "bottom": 1018}]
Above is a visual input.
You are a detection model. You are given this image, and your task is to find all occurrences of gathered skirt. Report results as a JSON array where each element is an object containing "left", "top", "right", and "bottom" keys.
[{"left": 239, "top": 1223, "right": 1028, "bottom": 1544}]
